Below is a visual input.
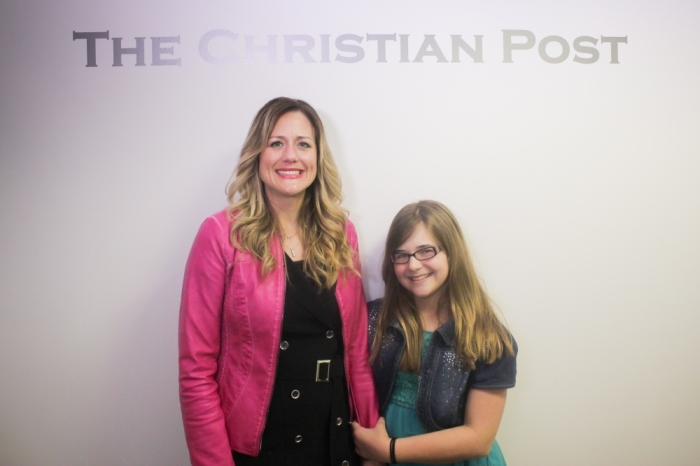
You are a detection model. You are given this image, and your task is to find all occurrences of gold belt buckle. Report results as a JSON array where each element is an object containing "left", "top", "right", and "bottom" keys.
[{"left": 315, "top": 359, "right": 331, "bottom": 382}]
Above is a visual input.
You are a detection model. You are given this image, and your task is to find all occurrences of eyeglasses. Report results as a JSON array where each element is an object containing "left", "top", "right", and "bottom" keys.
[{"left": 391, "top": 246, "right": 442, "bottom": 264}]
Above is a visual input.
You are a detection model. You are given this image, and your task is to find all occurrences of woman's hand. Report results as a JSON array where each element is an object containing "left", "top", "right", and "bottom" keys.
[{"left": 352, "top": 417, "right": 391, "bottom": 463}]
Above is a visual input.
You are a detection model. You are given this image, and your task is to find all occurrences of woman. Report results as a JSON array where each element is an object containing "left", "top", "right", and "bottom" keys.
[
  {"left": 353, "top": 200, "right": 517, "bottom": 465},
  {"left": 179, "top": 97, "right": 379, "bottom": 466}
]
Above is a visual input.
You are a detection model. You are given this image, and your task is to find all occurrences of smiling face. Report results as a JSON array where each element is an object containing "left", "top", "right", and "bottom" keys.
[
  {"left": 393, "top": 223, "right": 449, "bottom": 311},
  {"left": 258, "top": 111, "right": 317, "bottom": 206}
]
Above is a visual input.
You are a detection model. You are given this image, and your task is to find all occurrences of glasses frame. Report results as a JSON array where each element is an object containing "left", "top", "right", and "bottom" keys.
[{"left": 391, "top": 246, "right": 442, "bottom": 264}]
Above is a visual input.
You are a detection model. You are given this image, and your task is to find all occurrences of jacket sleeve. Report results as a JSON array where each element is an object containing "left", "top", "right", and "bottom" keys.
[
  {"left": 179, "top": 215, "right": 236, "bottom": 466},
  {"left": 343, "top": 220, "right": 380, "bottom": 428}
]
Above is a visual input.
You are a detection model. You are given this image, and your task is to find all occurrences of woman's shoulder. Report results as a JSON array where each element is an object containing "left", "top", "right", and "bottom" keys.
[
  {"left": 200, "top": 208, "right": 233, "bottom": 227},
  {"left": 343, "top": 216, "right": 357, "bottom": 237},
  {"left": 191, "top": 209, "right": 234, "bottom": 250},
  {"left": 200, "top": 208, "right": 232, "bottom": 230}
]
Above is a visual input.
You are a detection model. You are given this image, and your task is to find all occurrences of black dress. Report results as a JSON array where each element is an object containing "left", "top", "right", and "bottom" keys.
[{"left": 233, "top": 255, "right": 359, "bottom": 466}]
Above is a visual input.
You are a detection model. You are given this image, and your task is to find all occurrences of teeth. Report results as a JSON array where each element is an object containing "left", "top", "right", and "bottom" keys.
[
  {"left": 278, "top": 170, "right": 301, "bottom": 175},
  {"left": 411, "top": 274, "right": 430, "bottom": 281}
]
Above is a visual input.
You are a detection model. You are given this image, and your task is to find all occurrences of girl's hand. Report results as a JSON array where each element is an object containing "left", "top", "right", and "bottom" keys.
[{"left": 352, "top": 417, "right": 391, "bottom": 463}]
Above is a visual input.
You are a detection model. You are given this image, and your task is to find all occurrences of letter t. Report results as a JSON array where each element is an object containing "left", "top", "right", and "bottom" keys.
[{"left": 73, "top": 31, "right": 110, "bottom": 67}]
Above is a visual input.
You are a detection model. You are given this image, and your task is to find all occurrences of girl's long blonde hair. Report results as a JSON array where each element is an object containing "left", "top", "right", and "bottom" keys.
[
  {"left": 371, "top": 200, "right": 514, "bottom": 372},
  {"left": 226, "top": 97, "right": 355, "bottom": 289}
]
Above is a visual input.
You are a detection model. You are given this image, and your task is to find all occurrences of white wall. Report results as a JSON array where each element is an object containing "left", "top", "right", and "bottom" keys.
[{"left": 1, "top": 1, "right": 699, "bottom": 465}]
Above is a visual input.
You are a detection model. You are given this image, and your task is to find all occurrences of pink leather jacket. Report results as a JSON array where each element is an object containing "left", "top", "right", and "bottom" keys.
[{"left": 179, "top": 210, "right": 379, "bottom": 465}]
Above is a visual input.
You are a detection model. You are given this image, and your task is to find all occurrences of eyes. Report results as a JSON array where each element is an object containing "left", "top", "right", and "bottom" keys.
[
  {"left": 391, "top": 246, "right": 441, "bottom": 264},
  {"left": 269, "top": 139, "right": 313, "bottom": 149}
]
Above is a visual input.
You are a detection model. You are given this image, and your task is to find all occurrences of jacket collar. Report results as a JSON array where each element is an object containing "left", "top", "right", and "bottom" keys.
[
  {"left": 388, "top": 316, "right": 457, "bottom": 347},
  {"left": 434, "top": 318, "right": 456, "bottom": 346}
]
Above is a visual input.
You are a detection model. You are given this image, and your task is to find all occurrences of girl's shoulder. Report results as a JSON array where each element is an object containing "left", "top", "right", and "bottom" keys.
[
  {"left": 367, "top": 298, "right": 383, "bottom": 320},
  {"left": 470, "top": 334, "right": 518, "bottom": 389},
  {"left": 367, "top": 298, "right": 383, "bottom": 341}
]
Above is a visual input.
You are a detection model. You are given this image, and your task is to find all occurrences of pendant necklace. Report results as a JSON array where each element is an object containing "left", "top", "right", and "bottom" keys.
[{"left": 284, "top": 231, "right": 299, "bottom": 258}]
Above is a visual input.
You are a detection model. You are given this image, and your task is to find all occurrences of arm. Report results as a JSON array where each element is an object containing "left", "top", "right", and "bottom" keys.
[
  {"left": 342, "top": 221, "right": 380, "bottom": 428},
  {"left": 353, "top": 389, "right": 507, "bottom": 464},
  {"left": 179, "top": 215, "right": 235, "bottom": 466}
]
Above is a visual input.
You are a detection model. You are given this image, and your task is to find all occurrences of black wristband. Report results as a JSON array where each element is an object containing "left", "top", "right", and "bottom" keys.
[{"left": 390, "top": 437, "right": 397, "bottom": 464}]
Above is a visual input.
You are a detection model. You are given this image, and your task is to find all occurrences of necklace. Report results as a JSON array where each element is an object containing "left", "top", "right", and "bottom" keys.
[{"left": 283, "top": 230, "right": 299, "bottom": 258}]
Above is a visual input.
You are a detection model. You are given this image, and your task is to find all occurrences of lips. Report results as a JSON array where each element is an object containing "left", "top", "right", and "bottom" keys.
[
  {"left": 276, "top": 169, "right": 302, "bottom": 176},
  {"left": 410, "top": 273, "right": 431, "bottom": 281}
]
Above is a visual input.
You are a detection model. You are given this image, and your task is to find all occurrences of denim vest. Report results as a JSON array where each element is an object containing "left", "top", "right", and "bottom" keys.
[{"left": 368, "top": 299, "right": 517, "bottom": 433}]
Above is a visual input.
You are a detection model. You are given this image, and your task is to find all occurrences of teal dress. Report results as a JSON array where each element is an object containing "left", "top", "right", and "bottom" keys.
[{"left": 383, "top": 331, "right": 507, "bottom": 466}]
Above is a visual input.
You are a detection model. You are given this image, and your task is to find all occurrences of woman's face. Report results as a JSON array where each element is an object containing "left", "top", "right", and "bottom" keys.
[
  {"left": 393, "top": 223, "right": 449, "bottom": 309},
  {"left": 258, "top": 111, "right": 317, "bottom": 205}
]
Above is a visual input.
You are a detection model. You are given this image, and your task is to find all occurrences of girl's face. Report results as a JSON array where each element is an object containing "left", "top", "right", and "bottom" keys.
[{"left": 393, "top": 223, "right": 449, "bottom": 309}]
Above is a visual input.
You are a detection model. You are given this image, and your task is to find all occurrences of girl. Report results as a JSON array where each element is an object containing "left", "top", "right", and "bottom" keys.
[{"left": 353, "top": 200, "right": 517, "bottom": 465}]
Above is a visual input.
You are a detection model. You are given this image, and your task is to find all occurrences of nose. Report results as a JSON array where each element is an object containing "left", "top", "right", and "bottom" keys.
[
  {"left": 281, "top": 145, "right": 298, "bottom": 163},
  {"left": 406, "top": 255, "right": 422, "bottom": 271}
]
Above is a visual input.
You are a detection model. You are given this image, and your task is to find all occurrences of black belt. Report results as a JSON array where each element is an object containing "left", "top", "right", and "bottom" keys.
[{"left": 276, "top": 355, "right": 345, "bottom": 382}]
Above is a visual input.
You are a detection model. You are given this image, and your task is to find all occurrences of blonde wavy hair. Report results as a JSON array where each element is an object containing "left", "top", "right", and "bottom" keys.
[
  {"left": 371, "top": 200, "right": 514, "bottom": 372},
  {"left": 226, "top": 97, "right": 355, "bottom": 289}
]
